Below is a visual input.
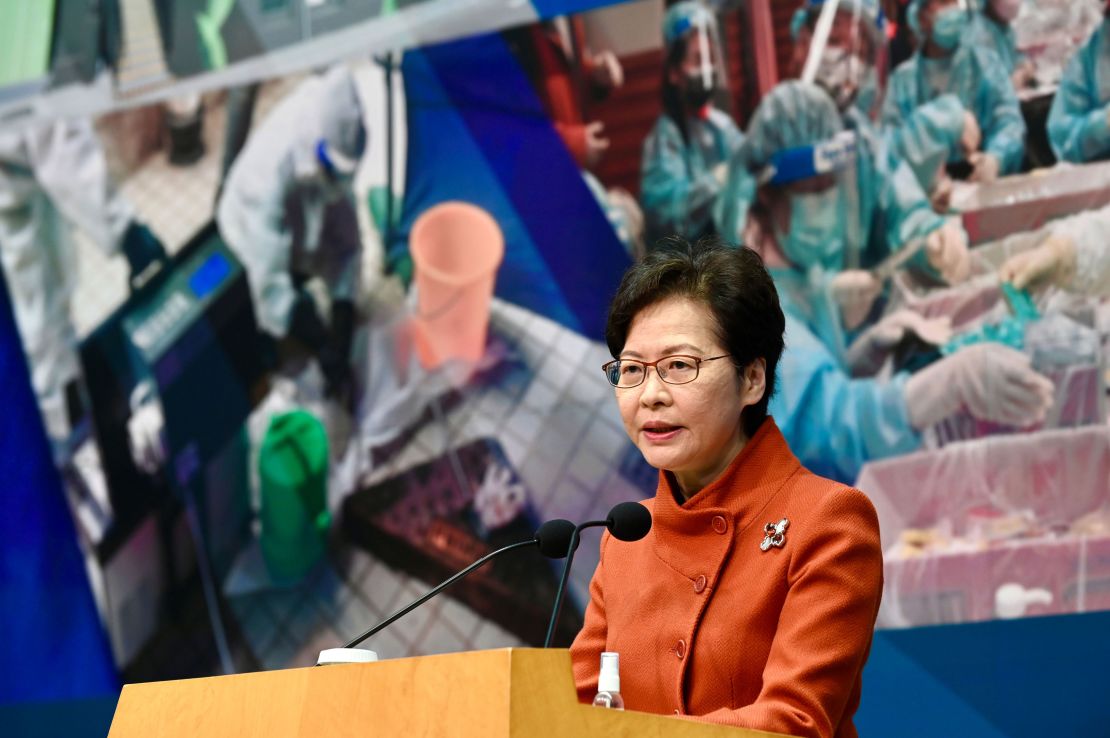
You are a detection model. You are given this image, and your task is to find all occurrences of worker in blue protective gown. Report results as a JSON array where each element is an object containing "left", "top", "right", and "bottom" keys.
[
  {"left": 773, "top": 0, "right": 968, "bottom": 281},
  {"left": 1046, "top": 13, "right": 1110, "bottom": 163},
  {"left": 883, "top": 0, "right": 1025, "bottom": 184},
  {"left": 966, "top": 0, "right": 1035, "bottom": 89},
  {"left": 640, "top": 1, "right": 744, "bottom": 247},
  {"left": 736, "top": 81, "right": 1052, "bottom": 483}
]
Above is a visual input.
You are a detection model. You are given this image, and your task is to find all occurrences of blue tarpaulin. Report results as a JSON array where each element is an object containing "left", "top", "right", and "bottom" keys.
[{"left": 0, "top": 270, "right": 118, "bottom": 705}]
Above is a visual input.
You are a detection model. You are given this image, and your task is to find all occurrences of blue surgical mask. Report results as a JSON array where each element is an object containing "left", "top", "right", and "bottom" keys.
[
  {"left": 930, "top": 6, "right": 967, "bottom": 51},
  {"left": 776, "top": 188, "right": 845, "bottom": 271}
]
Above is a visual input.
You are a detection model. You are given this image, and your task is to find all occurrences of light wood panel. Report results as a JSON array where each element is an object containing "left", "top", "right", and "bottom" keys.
[{"left": 109, "top": 648, "right": 788, "bottom": 738}]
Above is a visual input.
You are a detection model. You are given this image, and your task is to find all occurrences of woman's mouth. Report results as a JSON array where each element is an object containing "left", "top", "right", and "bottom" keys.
[{"left": 643, "top": 424, "right": 682, "bottom": 442}]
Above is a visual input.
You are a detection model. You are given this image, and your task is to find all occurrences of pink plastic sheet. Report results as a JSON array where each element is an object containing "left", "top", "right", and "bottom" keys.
[
  {"left": 859, "top": 427, "right": 1110, "bottom": 628},
  {"left": 953, "top": 161, "right": 1110, "bottom": 244}
]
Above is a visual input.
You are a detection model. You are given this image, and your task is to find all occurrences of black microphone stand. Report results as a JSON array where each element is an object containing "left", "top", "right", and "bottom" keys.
[
  {"left": 542, "top": 521, "right": 607, "bottom": 648},
  {"left": 345, "top": 539, "right": 536, "bottom": 649}
]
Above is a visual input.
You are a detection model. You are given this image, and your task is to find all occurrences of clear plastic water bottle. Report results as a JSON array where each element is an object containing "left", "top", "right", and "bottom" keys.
[{"left": 592, "top": 651, "right": 624, "bottom": 710}]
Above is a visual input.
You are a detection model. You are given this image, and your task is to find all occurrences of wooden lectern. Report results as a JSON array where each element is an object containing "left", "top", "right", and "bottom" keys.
[{"left": 108, "top": 648, "right": 787, "bottom": 737}]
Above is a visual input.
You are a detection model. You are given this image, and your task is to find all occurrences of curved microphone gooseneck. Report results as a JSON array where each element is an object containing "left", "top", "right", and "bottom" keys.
[
  {"left": 542, "top": 502, "right": 652, "bottom": 648},
  {"left": 345, "top": 518, "right": 577, "bottom": 649}
]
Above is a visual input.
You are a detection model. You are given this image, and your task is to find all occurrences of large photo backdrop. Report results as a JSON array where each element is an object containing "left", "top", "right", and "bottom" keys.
[{"left": 2, "top": 1, "right": 1109, "bottom": 736}]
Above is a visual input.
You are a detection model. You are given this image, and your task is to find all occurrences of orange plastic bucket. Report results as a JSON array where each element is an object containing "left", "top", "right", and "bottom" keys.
[{"left": 410, "top": 202, "right": 504, "bottom": 368}]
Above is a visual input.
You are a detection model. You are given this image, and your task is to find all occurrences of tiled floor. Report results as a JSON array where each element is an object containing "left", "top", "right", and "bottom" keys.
[
  {"left": 223, "top": 299, "right": 656, "bottom": 669},
  {"left": 72, "top": 74, "right": 303, "bottom": 337}
]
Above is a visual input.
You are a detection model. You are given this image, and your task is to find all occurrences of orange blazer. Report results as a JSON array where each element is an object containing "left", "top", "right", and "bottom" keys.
[{"left": 570, "top": 418, "right": 882, "bottom": 738}]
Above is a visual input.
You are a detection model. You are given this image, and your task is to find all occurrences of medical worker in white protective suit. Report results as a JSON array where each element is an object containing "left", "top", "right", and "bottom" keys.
[
  {"left": 218, "top": 66, "right": 366, "bottom": 402},
  {"left": 738, "top": 81, "right": 1053, "bottom": 484},
  {"left": 0, "top": 119, "right": 166, "bottom": 441},
  {"left": 999, "top": 205, "right": 1110, "bottom": 297}
]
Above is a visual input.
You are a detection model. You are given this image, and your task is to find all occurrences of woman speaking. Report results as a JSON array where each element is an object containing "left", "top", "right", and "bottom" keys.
[{"left": 569, "top": 238, "right": 882, "bottom": 738}]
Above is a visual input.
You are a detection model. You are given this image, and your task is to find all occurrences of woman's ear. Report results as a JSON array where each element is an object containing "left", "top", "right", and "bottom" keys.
[{"left": 741, "top": 358, "right": 767, "bottom": 408}]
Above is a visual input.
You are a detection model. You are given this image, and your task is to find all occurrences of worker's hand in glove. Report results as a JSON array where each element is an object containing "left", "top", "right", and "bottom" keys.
[
  {"left": 846, "top": 310, "right": 952, "bottom": 377},
  {"left": 904, "top": 343, "right": 1055, "bottom": 431},
  {"left": 318, "top": 344, "right": 353, "bottom": 403},
  {"left": 127, "top": 381, "right": 167, "bottom": 475},
  {"left": 925, "top": 218, "right": 971, "bottom": 284},
  {"left": 830, "top": 270, "right": 883, "bottom": 331},
  {"left": 711, "top": 162, "right": 729, "bottom": 187},
  {"left": 960, "top": 110, "right": 982, "bottom": 158},
  {"left": 999, "top": 234, "right": 1077, "bottom": 291},
  {"left": 929, "top": 169, "right": 955, "bottom": 213},
  {"left": 287, "top": 290, "right": 330, "bottom": 352},
  {"left": 968, "top": 151, "right": 1000, "bottom": 183},
  {"left": 1011, "top": 60, "right": 1035, "bottom": 90},
  {"left": 121, "top": 222, "right": 168, "bottom": 289}
]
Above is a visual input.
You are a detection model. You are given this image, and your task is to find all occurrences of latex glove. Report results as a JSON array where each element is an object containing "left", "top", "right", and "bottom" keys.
[
  {"left": 318, "top": 344, "right": 353, "bottom": 403},
  {"left": 711, "top": 162, "right": 728, "bottom": 187},
  {"left": 127, "top": 381, "right": 167, "bottom": 475},
  {"left": 473, "top": 462, "right": 527, "bottom": 531},
  {"left": 591, "top": 50, "right": 624, "bottom": 89},
  {"left": 968, "top": 151, "right": 1000, "bottom": 183},
  {"left": 930, "top": 171, "right": 954, "bottom": 213},
  {"left": 830, "top": 270, "right": 883, "bottom": 331},
  {"left": 1011, "top": 60, "right": 1035, "bottom": 90},
  {"left": 925, "top": 218, "right": 971, "bottom": 284},
  {"left": 904, "top": 343, "right": 1055, "bottom": 430},
  {"left": 999, "top": 234, "right": 1077, "bottom": 291},
  {"left": 121, "top": 221, "right": 168, "bottom": 289},
  {"left": 960, "top": 111, "right": 982, "bottom": 157},
  {"left": 846, "top": 310, "right": 952, "bottom": 376},
  {"left": 287, "top": 290, "right": 330, "bottom": 350},
  {"left": 584, "top": 121, "right": 610, "bottom": 168}
]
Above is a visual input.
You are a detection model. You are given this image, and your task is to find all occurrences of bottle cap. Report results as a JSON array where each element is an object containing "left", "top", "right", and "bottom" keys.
[{"left": 598, "top": 651, "right": 620, "bottom": 693}]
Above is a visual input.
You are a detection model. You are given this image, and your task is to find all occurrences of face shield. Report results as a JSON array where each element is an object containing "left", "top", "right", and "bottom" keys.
[
  {"left": 796, "top": 0, "right": 888, "bottom": 114},
  {"left": 664, "top": 2, "right": 729, "bottom": 110},
  {"left": 315, "top": 139, "right": 358, "bottom": 201},
  {"left": 758, "top": 130, "right": 861, "bottom": 272}
]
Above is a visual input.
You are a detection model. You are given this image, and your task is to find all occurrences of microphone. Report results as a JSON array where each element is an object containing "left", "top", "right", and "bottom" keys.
[
  {"left": 542, "top": 502, "right": 652, "bottom": 648},
  {"left": 343, "top": 518, "right": 577, "bottom": 649}
]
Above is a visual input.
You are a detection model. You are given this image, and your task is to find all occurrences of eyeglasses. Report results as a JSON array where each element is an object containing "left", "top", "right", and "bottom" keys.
[{"left": 601, "top": 354, "right": 731, "bottom": 388}]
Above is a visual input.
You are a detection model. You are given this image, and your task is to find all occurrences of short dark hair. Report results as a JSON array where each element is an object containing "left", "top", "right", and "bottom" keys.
[{"left": 604, "top": 236, "right": 786, "bottom": 438}]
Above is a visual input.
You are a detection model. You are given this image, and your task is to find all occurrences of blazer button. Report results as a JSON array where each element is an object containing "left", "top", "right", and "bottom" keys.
[
  {"left": 711, "top": 515, "right": 728, "bottom": 534},
  {"left": 693, "top": 574, "right": 707, "bottom": 593},
  {"left": 675, "top": 639, "right": 686, "bottom": 659}
]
